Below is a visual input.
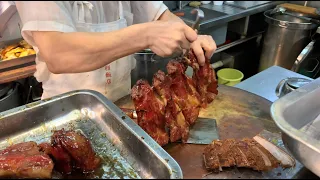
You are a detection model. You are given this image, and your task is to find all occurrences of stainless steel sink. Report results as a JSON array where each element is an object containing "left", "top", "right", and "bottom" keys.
[
  {"left": 176, "top": 7, "right": 228, "bottom": 25},
  {"left": 174, "top": 7, "right": 229, "bottom": 46}
]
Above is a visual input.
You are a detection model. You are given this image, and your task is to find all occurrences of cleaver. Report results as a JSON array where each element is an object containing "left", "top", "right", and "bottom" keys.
[{"left": 121, "top": 108, "right": 219, "bottom": 145}]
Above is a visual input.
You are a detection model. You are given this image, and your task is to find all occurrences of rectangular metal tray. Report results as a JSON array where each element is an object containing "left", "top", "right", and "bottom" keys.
[
  {"left": 0, "top": 90, "right": 183, "bottom": 179},
  {"left": 0, "top": 38, "right": 36, "bottom": 70},
  {"left": 271, "top": 77, "right": 320, "bottom": 177}
]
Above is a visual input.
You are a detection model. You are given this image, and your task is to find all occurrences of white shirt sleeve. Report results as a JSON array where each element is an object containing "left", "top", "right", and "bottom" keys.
[
  {"left": 14, "top": 1, "right": 76, "bottom": 46},
  {"left": 131, "top": 1, "right": 168, "bottom": 24}
]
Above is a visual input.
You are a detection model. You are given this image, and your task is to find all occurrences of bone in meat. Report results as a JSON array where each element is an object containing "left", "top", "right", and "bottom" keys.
[
  {"left": 167, "top": 61, "right": 201, "bottom": 125},
  {"left": 153, "top": 70, "right": 190, "bottom": 143},
  {"left": 184, "top": 51, "right": 218, "bottom": 108},
  {"left": 131, "top": 79, "right": 169, "bottom": 146}
]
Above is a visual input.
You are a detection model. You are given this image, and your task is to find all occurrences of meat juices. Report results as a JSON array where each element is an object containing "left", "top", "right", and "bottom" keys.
[
  {"left": 203, "top": 138, "right": 289, "bottom": 172},
  {"left": 131, "top": 51, "right": 219, "bottom": 146}
]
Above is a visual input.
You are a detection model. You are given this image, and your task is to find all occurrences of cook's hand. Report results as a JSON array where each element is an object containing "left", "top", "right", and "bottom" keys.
[
  {"left": 190, "top": 35, "right": 217, "bottom": 66},
  {"left": 146, "top": 21, "right": 198, "bottom": 57}
]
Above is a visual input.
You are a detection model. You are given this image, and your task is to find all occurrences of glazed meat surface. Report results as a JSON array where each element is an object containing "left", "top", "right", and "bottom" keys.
[
  {"left": 0, "top": 129, "right": 101, "bottom": 178},
  {"left": 184, "top": 51, "right": 218, "bottom": 108},
  {"left": 167, "top": 61, "right": 201, "bottom": 126},
  {"left": 0, "top": 142, "right": 54, "bottom": 179},
  {"left": 153, "top": 70, "right": 190, "bottom": 143},
  {"left": 50, "top": 129, "right": 101, "bottom": 174},
  {"left": 131, "top": 79, "right": 169, "bottom": 146},
  {"left": 131, "top": 51, "right": 219, "bottom": 146}
]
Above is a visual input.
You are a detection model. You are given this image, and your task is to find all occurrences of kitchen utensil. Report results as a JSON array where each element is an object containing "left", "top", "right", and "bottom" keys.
[
  {"left": 184, "top": 8, "right": 204, "bottom": 57},
  {"left": 115, "top": 85, "right": 304, "bottom": 179},
  {"left": 271, "top": 77, "right": 320, "bottom": 177},
  {"left": 280, "top": 3, "right": 320, "bottom": 17},
  {"left": 292, "top": 40, "right": 315, "bottom": 73},
  {"left": 0, "top": 90, "right": 183, "bottom": 179},
  {"left": 270, "top": 6, "right": 320, "bottom": 25},
  {"left": 275, "top": 77, "right": 312, "bottom": 98},
  {"left": 120, "top": 108, "right": 219, "bottom": 145},
  {"left": 151, "top": 8, "right": 204, "bottom": 61}
]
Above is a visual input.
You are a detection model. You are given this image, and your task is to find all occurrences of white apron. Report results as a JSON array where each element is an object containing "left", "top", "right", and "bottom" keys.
[{"left": 41, "top": 1, "right": 134, "bottom": 102}]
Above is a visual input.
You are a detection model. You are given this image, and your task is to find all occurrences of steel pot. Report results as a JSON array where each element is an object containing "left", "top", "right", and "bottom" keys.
[
  {"left": 259, "top": 9, "right": 317, "bottom": 72},
  {"left": 275, "top": 77, "right": 312, "bottom": 98},
  {"left": 131, "top": 50, "right": 173, "bottom": 87}
]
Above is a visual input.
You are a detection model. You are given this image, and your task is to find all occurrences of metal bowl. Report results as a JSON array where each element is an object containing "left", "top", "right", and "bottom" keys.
[{"left": 271, "top": 77, "right": 320, "bottom": 177}]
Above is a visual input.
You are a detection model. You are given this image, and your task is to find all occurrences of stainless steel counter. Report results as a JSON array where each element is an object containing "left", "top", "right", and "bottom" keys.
[
  {"left": 235, "top": 65, "right": 313, "bottom": 103},
  {"left": 198, "top": 1, "right": 286, "bottom": 29}
]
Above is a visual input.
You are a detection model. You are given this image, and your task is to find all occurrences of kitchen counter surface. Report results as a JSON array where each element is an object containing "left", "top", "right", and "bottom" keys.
[
  {"left": 198, "top": 1, "right": 286, "bottom": 29},
  {"left": 234, "top": 65, "right": 313, "bottom": 103}
]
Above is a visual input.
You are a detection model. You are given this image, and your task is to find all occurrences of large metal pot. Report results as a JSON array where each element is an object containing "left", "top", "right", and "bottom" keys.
[
  {"left": 131, "top": 50, "right": 172, "bottom": 87},
  {"left": 259, "top": 10, "right": 318, "bottom": 72}
]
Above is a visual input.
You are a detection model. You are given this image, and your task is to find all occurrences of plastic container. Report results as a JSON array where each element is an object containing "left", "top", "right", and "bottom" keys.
[
  {"left": 201, "top": 1, "right": 211, "bottom": 4},
  {"left": 217, "top": 68, "right": 244, "bottom": 86},
  {"left": 213, "top": 1, "right": 224, "bottom": 5}
]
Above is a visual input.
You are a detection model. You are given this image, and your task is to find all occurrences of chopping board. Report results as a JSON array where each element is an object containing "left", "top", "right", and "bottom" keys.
[{"left": 115, "top": 85, "right": 303, "bottom": 179}]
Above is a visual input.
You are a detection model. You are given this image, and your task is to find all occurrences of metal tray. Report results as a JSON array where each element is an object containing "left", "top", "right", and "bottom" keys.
[
  {"left": 271, "top": 77, "right": 320, "bottom": 177},
  {"left": 0, "top": 90, "right": 183, "bottom": 179},
  {"left": 0, "top": 38, "right": 36, "bottom": 70}
]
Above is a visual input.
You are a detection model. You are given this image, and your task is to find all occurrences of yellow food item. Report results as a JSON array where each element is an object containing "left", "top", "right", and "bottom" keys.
[
  {"left": 19, "top": 49, "right": 35, "bottom": 57},
  {"left": 0, "top": 40, "right": 35, "bottom": 61}
]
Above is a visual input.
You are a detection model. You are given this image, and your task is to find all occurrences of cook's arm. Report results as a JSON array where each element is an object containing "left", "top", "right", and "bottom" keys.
[{"left": 32, "top": 25, "right": 148, "bottom": 74}]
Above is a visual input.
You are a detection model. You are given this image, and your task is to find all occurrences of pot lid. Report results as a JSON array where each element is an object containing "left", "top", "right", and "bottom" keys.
[{"left": 286, "top": 77, "right": 312, "bottom": 89}]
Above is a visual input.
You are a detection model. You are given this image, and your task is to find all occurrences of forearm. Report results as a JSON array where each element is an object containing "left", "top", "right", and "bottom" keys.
[{"left": 33, "top": 23, "right": 149, "bottom": 74}]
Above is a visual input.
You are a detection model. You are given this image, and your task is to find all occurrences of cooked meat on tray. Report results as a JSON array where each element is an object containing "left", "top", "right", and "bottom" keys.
[
  {"left": 0, "top": 40, "right": 35, "bottom": 61},
  {"left": 49, "top": 129, "right": 101, "bottom": 174},
  {"left": 203, "top": 136, "right": 295, "bottom": 172},
  {"left": 0, "top": 141, "right": 54, "bottom": 179},
  {"left": 131, "top": 51, "right": 219, "bottom": 146},
  {"left": 0, "top": 129, "right": 101, "bottom": 179}
]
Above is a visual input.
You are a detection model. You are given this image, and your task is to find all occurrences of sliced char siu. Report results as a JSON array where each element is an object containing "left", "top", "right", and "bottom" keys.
[{"left": 203, "top": 138, "right": 290, "bottom": 172}]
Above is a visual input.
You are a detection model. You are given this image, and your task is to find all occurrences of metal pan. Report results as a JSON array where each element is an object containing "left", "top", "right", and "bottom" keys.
[
  {"left": 271, "top": 77, "right": 320, "bottom": 177},
  {"left": 0, "top": 90, "right": 183, "bottom": 179}
]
